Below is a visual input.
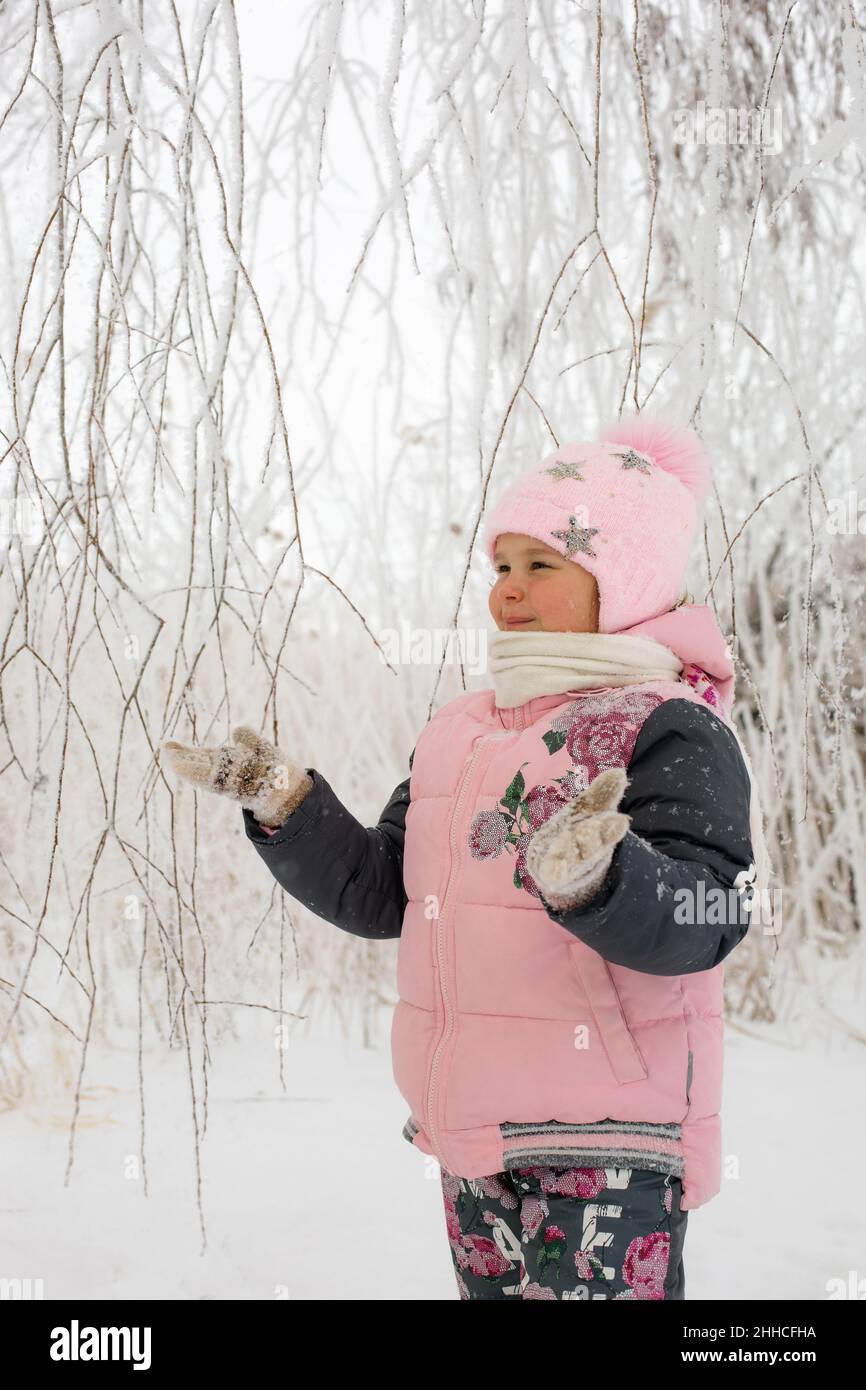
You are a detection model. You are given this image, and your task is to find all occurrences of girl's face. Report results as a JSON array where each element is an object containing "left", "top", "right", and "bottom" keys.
[{"left": 489, "top": 532, "right": 600, "bottom": 633}]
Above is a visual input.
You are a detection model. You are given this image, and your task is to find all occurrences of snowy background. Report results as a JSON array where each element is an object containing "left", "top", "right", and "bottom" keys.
[
  {"left": 1, "top": 0, "right": 864, "bottom": 1299},
  {"left": 2, "top": 1019, "right": 864, "bottom": 1300}
]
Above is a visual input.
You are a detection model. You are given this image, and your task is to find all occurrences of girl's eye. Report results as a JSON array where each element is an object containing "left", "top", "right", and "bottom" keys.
[{"left": 495, "top": 562, "right": 550, "bottom": 573}]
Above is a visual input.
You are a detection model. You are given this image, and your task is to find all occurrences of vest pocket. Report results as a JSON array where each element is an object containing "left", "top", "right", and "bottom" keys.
[{"left": 568, "top": 944, "right": 649, "bottom": 1084}]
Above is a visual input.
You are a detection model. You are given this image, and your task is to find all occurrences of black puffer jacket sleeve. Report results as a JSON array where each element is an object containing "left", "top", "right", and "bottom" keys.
[
  {"left": 539, "top": 700, "right": 757, "bottom": 976},
  {"left": 241, "top": 748, "right": 414, "bottom": 940}
]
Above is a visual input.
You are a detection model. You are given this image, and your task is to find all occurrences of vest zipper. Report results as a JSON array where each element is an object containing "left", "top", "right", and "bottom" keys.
[{"left": 425, "top": 731, "right": 504, "bottom": 1169}]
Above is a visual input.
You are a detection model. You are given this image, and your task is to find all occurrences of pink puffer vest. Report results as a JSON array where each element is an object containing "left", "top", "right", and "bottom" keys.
[{"left": 392, "top": 679, "right": 725, "bottom": 1212}]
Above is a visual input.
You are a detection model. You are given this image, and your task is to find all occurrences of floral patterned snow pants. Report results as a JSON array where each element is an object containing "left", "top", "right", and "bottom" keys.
[{"left": 441, "top": 1164, "right": 688, "bottom": 1300}]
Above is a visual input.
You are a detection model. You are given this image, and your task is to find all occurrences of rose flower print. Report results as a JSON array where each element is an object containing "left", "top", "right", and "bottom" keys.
[{"left": 468, "top": 691, "right": 662, "bottom": 896}]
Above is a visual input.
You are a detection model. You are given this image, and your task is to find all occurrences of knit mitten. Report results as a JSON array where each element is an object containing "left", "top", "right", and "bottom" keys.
[
  {"left": 525, "top": 767, "right": 631, "bottom": 912},
  {"left": 160, "top": 725, "right": 313, "bottom": 828}
]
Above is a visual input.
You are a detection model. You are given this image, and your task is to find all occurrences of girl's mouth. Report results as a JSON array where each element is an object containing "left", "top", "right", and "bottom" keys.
[{"left": 505, "top": 617, "right": 534, "bottom": 627}]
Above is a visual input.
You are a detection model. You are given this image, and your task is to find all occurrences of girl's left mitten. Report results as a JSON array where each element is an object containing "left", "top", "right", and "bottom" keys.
[{"left": 526, "top": 767, "right": 631, "bottom": 911}]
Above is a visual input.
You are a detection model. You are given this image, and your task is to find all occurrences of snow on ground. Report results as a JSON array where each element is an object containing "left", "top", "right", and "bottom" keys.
[{"left": 1, "top": 1011, "right": 863, "bottom": 1301}]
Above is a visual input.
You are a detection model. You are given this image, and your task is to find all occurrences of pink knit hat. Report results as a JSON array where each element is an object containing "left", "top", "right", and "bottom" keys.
[{"left": 481, "top": 415, "right": 714, "bottom": 634}]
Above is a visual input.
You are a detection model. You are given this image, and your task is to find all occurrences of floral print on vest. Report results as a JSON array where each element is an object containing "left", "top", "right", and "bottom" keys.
[{"left": 468, "top": 688, "right": 665, "bottom": 897}]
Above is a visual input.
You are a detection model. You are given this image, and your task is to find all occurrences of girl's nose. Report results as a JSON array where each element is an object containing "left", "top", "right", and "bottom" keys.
[{"left": 499, "top": 573, "right": 525, "bottom": 599}]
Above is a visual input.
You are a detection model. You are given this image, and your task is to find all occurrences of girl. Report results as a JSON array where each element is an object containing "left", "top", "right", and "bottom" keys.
[{"left": 162, "top": 416, "right": 767, "bottom": 1301}]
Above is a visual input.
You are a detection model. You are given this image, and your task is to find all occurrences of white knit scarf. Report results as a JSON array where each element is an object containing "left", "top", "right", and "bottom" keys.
[{"left": 487, "top": 627, "right": 772, "bottom": 926}]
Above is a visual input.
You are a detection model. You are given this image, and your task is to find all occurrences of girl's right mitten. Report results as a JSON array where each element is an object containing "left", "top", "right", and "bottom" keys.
[{"left": 160, "top": 725, "right": 313, "bottom": 828}]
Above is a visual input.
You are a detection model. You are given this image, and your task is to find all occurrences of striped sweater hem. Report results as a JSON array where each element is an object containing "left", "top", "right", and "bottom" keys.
[{"left": 402, "top": 1115, "right": 684, "bottom": 1180}]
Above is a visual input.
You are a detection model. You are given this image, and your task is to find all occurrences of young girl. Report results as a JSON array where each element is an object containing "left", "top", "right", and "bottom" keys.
[{"left": 162, "top": 416, "right": 767, "bottom": 1301}]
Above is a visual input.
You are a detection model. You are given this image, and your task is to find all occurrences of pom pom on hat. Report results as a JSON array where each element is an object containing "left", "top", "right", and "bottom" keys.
[{"left": 598, "top": 415, "right": 714, "bottom": 508}]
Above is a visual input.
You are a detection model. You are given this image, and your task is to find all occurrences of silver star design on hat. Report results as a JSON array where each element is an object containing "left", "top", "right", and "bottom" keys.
[
  {"left": 544, "top": 459, "right": 586, "bottom": 482},
  {"left": 550, "top": 515, "right": 600, "bottom": 557},
  {"left": 612, "top": 447, "right": 653, "bottom": 474}
]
